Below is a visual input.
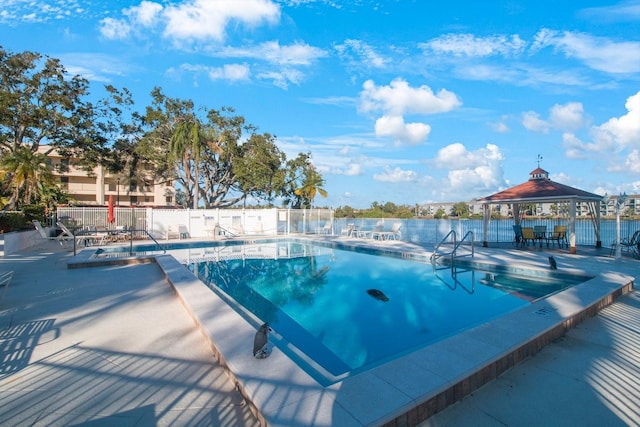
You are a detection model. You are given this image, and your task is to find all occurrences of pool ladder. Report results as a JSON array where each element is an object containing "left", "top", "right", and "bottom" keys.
[{"left": 430, "top": 230, "right": 475, "bottom": 267}]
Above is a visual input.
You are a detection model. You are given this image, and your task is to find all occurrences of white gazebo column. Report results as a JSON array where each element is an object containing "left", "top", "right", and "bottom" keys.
[
  {"left": 569, "top": 200, "right": 577, "bottom": 254},
  {"left": 482, "top": 204, "right": 490, "bottom": 247}
]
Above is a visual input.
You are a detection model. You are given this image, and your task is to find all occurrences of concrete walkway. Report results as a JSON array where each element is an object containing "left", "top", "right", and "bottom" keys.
[
  {"left": 0, "top": 241, "right": 259, "bottom": 426},
  {"left": 422, "top": 288, "right": 640, "bottom": 426}
]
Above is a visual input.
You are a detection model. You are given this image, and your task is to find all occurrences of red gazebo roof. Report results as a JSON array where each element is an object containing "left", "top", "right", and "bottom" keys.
[{"left": 480, "top": 168, "right": 603, "bottom": 204}]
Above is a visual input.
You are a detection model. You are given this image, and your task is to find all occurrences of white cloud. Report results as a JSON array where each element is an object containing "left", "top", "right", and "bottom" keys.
[
  {"left": 359, "top": 78, "right": 460, "bottom": 145},
  {"left": 360, "top": 78, "right": 462, "bottom": 116},
  {"left": 561, "top": 91, "right": 640, "bottom": 170},
  {"left": 422, "top": 33, "right": 527, "bottom": 57},
  {"left": 256, "top": 68, "right": 304, "bottom": 89},
  {"left": 125, "top": 1, "right": 163, "bottom": 27},
  {"left": 432, "top": 143, "right": 505, "bottom": 193},
  {"left": 99, "top": 17, "right": 131, "bottom": 40},
  {"left": 99, "top": 0, "right": 280, "bottom": 43},
  {"left": 593, "top": 90, "right": 640, "bottom": 146},
  {"left": 374, "top": 115, "right": 431, "bottom": 145},
  {"left": 335, "top": 39, "right": 390, "bottom": 69},
  {"left": 163, "top": 0, "right": 280, "bottom": 42},
  {"left": 172, "top": 63, "right": 251, "bottom": 83},
  {"left": 549, "top": 102, "right": 585, "bottom": 131},
  {"left": 373, "top": 166, "right": 418, "bottom": 183},
  {"left": 531, "top": 29, "right": 640, "bottom": 74},
  {"left": 217, "top": 41, "right": 327, "bottom": 65},
  {"left": 522, "top": 111, "right": 550, "bottom": 133}
]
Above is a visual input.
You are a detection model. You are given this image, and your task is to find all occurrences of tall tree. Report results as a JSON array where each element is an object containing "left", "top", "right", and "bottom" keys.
[
  {"left": 0, "top": 147, "right": 54, "bottom": 208},
  {"left": 285, "top": 156, "right": 327, "bottom": 208}
]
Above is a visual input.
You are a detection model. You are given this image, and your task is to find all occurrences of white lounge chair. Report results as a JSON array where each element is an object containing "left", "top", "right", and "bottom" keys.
[
  {"left": 339, "top": 223, "right": 355, "bottom": 237},
  {"left": 372, "top": 222, "right": 402, "bottom": 241},
  {"left": 56, "top": 221, "right": 93, "bottom": 247},
  {"left": 317, "top": 222, "right": 332, "bottom": 235},
  {"left": 33, "top": 220, "right": 75, "bottom": 247}
]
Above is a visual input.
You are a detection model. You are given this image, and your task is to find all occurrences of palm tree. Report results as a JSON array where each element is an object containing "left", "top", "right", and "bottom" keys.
[
  {"left": 0, "top": 147, "right": 54, "bottom": 209},
  {"left": 170, "top": 117, "right": 204, "bottom": 208},
  {"left": 170, "top": 117, "right": 223, "bottom": 209},
  {"left": 294, "top": 166, "right": 328, "bottom": 208}
]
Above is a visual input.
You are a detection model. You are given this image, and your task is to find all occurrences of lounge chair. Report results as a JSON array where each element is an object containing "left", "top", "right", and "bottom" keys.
[
  {"left": 57, "top": 221, "right": 93, "bottom": 247},
  {"left": 372, "top": 222, "right": 402, "bottom": 241},
  {"left": 33, "top": 220, "right": 75, "bottom": 247},
  {"left": 358, "top": 220, "right": 384, "bottom": 239},
  {"left": 339, "top": 223, "right": 355, "bottom": 237},
  {"left": 316, "top": 222, "right": 332, "bottom": 235},
  {"left": 0, "top": 270, "right": 13, "bottom": 301},
  {"left": 546, "top": 225, "right": 567, "bottom": 248}
]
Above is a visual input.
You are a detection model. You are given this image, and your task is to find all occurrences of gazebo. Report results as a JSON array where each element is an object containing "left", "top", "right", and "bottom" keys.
[{"left": 479, "top": 167, "right": 604, "bottom": 254}]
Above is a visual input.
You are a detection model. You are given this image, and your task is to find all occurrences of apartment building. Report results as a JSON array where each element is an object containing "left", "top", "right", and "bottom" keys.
[{"left": 39, "top": 146, "right": 175, "bottom": 207}]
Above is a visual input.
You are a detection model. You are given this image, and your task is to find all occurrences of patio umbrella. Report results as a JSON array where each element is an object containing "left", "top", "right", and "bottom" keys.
[{"left": 107, "top": 195, "right": 115, "bottom": 223}]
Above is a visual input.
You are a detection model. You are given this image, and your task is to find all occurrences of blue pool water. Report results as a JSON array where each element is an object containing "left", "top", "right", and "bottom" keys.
[{"left": 158, "top": 240, "right": 587, "bottom": 385}]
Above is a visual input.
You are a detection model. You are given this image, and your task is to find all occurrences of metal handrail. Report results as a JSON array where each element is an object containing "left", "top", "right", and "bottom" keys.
[
  {"left": 126, "top": 229, "right": 166, "bottom": 256},
  {"left": 430, "top": 230, "right": 457, "bottom": 265},
  {"left": 72, "top": 228, "right": 165, "bottom": 256},
  {"left": 452, "top": 231, "right": 475, "bottom": 261}
]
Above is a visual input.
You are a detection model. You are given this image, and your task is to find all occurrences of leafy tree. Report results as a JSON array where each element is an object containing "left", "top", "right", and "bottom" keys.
[
  {"left": 451, "top": 202, "right": 470, "bottom": 218},
  {"left": 234, "top": 132, "right": 286, "bottom": 206},
  {"left": 434, "top": 208, "right": 447, "bottom": 219}
]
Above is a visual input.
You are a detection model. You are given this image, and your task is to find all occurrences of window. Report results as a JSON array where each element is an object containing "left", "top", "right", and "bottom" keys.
[
  {"left": 60, "top": 176, "right": 68, "bottom": 189},
  {"left": 131, "top": 196, "right": 138, "bottom": 205},
  {"left": 166, "top": 196, "right": 173, "bottom": 203},
  {"left": 129, "top": 181, "right": 137, "bottom": 192}
]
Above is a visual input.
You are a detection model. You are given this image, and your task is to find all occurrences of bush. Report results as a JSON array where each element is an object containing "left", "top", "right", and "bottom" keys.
[{"left": 0, "top": 212, "right": 27, "bottom": 233}]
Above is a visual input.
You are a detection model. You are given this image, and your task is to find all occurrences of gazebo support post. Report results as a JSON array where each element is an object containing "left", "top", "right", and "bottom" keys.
[
  {"left": 482, "top": 204, "right": 490, "bottom": 247},
  {"left": 569, "top": 200, "right": 577, "bottom": 254}
]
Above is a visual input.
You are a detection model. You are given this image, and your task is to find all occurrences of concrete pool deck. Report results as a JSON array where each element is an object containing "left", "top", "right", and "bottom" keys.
[{"left": 0, "top": 237, "right": 638, "bottom": 426}]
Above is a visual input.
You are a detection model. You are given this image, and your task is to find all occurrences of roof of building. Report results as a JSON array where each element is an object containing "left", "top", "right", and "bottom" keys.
[{"left": 480, "top": 168, "right": 603, "bottom": 204}]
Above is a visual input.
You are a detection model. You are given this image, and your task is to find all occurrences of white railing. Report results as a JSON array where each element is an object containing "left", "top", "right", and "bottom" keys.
[{"left": 55, "top": 207, "right": 334, "bottom": 240}]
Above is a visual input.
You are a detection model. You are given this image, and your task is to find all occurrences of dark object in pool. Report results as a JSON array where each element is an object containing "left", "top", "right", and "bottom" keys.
[
  {"left": 367, "top": 289, "right": 389, "bottom": 302},
  {"left": 253, "top": 323, "right": 272, "bottom": 359},
  {"left": 548, "top": 256, "right": 558, "bottom": 270}
]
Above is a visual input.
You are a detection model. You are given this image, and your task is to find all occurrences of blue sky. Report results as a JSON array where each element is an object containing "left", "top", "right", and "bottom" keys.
[{"left": 2, "top": 0, "right": 639, "bottom": 208}]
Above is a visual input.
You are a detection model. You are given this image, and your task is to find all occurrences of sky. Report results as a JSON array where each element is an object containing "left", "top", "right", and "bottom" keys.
[{"left": 1, "top": 0, "right": 640, "bottom": 208}]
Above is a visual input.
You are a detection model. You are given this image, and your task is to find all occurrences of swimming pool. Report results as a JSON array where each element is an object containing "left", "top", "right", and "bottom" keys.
[{"left": 145, "top": 240, "right": 587, "bottom": 385}]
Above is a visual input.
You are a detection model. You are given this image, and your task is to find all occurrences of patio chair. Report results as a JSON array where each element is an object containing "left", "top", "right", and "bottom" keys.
[
  {"left": 178, "top": 224, "right": 190, "bottom": 239},
  {"left": 619, "top": 230, "right": 640, "bottom": 259},
  {"left": 546, "top": 225, "right": 567, "bottom": 248},
  {"left": 512, "top": 225, "right": 525, "bottom": 247},
  {"left": 521, "top": 227, "right": 536, "bottom": 246},
  {"left": 533, "top": 225, "right": 547, "bottom": 247}
]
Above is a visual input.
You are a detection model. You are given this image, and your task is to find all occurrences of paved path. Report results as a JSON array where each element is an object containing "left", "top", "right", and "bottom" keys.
[
  {"left": 0, "top": 241, "right": 259, "bottom": 426},
  {"left": 422, "top": 287, "right": 640, "bottom": 426}
]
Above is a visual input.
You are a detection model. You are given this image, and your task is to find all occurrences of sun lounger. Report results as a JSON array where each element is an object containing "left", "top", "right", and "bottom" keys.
[{"left": 371, "top": 222, "right": 402, "bottom": 240}]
